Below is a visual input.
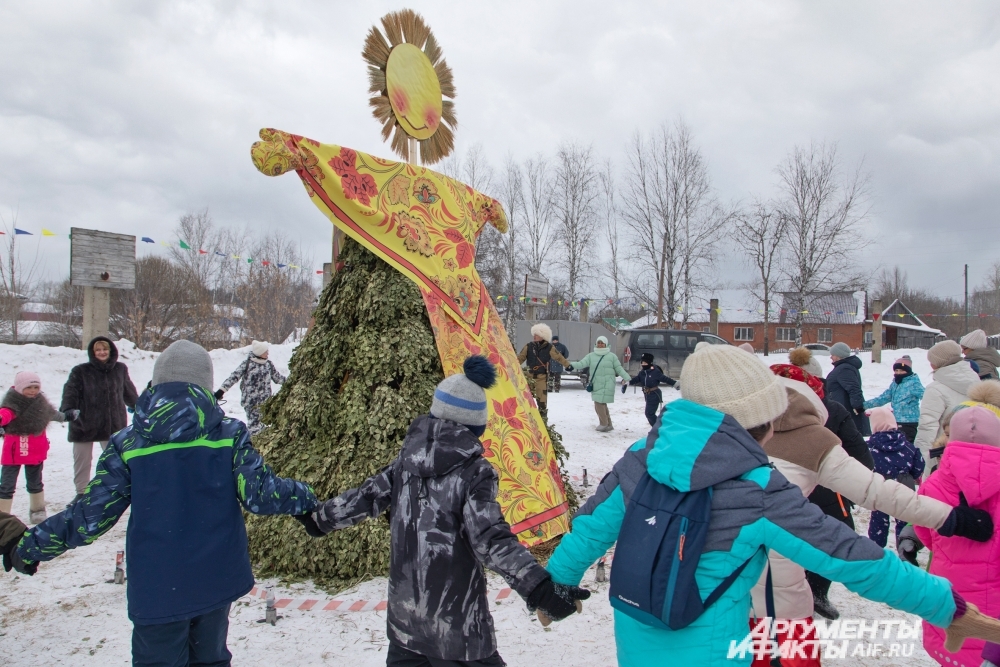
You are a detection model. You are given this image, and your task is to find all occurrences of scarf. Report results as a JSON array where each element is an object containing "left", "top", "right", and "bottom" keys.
[{"left": 0, "top": 388, "right": 62, "bottom": 435}]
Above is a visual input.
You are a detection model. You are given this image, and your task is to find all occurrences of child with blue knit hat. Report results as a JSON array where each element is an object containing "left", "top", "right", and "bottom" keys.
[{"left": 303, "top": 355, "right": 590, "bottom": 667}]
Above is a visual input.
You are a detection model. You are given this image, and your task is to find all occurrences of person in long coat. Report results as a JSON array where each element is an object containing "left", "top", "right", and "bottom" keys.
[
  {"left": 825, "top": 342, "right": 870, "bottom": 436},
  {"left": 568, "top": 336, "right": 630, "bottom": 432},
  {"left": 60, "top": 336, "right": 138, "bottom": 504}
]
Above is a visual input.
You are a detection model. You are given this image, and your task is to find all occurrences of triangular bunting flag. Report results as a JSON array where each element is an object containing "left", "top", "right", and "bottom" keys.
[
  {"left": 41, "top": 229, "right": 56, "bottom": 237},
  {"left": 141, "top": 237, "right": 155, "bottom": 243},
  {"left": 277, "top": 263, "right": 287, "bottom": 268},
  {"left": 14, "top": 228, "right": 31, "bottom": 235},
  {"left": 179, "top": 240, "right": 191, "bottom": 250},
  {"left": 198, "top": 249, "right": 208, "bottom": 254}
]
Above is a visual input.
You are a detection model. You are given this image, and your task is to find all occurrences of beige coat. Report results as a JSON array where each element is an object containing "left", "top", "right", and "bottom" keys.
[
  {"left": 914, "top": 362, "right": 981, "bottom": 466},
  {"left": 749, "top": 380, "right": 952, "bottom": 620}
]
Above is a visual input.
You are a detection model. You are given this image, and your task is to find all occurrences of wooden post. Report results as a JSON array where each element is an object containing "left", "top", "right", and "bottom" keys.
[
  {"left": 709, "top": 298, "right": 719, "bottom": 335},
  {"left": 526, "top": 303, "right": 537, "bottom": 321},
  {"left": 871, "top": 298, "right": 883, "bottom": 363},
  {"left": 579, "top": 299, "right": 589, "bottom": 324},
  {"left": 71, "top": 228, "right": 134, "bottom": 348},
  {"left": 82, "top": 286, "right": 111, "bottom": 347}
]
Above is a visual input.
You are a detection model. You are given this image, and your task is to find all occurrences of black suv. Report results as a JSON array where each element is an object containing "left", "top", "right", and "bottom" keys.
[{"left": 621, "top": 329, "right": 730, "bottom": 377}]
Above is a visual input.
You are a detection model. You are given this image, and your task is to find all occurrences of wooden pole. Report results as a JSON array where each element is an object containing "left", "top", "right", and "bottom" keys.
[
  {"left": 871, "top": 298, "right": 883, "bottom": 363},
  {"left": 709, "top": 298, "right": 719, "bottom": 335}
]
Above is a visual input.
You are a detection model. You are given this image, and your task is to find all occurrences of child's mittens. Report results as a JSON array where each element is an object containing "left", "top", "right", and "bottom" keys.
[
  {"left": 939, "top": 493, "right": 994, "bottom": 542},
  {"left": 946, "top": 596, "right": 1000, "bottom": 653},
  {"left": 294, "top": 513, "right": 325, "bottom": 538}
]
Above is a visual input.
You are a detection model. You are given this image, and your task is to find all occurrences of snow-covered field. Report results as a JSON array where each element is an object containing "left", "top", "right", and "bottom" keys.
[{"left": 0, "top": 344, "right": 940, "bottom": 665}]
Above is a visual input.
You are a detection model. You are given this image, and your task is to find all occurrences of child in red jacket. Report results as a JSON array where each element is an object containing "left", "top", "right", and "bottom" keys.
[{"left": 0, "top": 372, "right": 75, "bottom": 524}]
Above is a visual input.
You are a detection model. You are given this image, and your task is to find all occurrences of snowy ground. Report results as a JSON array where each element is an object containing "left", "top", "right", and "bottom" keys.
[{"left": 0, "top": 344, "right": 940, "bottom": 665}]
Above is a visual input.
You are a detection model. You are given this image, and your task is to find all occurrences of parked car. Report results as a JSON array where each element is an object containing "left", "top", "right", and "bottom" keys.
[
  {"left": 804, "top": 343, "right": 831, "bottom": 355},
  {"left": 616, "top": 329, "right": 730, "bottom": 377}
]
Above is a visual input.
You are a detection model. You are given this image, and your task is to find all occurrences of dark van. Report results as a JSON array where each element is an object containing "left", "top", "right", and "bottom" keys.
[{"left": 618, "top": 329, "right": 730, "bottom": 377}]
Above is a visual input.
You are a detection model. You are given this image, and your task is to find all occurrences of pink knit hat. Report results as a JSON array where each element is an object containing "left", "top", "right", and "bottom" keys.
[
  {"left": 738, "top": 343, "right": 755, "bottom": 354},
  {"left": 868, "top": 406, "right": 897, "bottom": 433},
  {"left": 949, "top": 406, "right": 1000, "bottom": 447},
  {"left": 14, "top": 371, "right": 41, "bottom": 394}
]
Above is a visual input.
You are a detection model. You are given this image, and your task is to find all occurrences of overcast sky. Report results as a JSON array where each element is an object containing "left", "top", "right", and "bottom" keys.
[{"left": 1, "top": 1, "right": 998, "bottom": 300}]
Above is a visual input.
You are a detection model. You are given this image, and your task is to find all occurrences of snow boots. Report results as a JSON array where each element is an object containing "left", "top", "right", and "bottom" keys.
[
  {"left": 28, "top": 492, "right": 46, "bottom": 525},
  {"left": 0, "top": 497, "right": 11, "bottom": 515},
  {"left": 812, "top": 592, "right": 840, "bottom": 620}
]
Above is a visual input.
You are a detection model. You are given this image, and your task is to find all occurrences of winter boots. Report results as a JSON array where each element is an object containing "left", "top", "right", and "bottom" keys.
[
  {"left": 812, "top": 593, "right": 840, "bottom": 620},
  {"left": 28, "top": 492, "right": 46, "bottom": 525},
  {"left": 0, "top": 497, "right": 11, "bottom": 515}
]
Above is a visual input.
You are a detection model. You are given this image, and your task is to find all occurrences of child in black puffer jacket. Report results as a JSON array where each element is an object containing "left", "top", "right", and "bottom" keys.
[{"left": 867, "top": 406, "right": 925, "bottom": 547}]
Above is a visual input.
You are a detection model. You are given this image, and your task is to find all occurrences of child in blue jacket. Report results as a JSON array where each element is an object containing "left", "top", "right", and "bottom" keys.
[
  {"left": 865, "top": 406, "right": 926, "bottom": 547},
  {"left": 863, "top": 355, "right": 924, "bottom": 443},
  {"left": 10, "top": 340, "right": 318, "bottom": 666}
]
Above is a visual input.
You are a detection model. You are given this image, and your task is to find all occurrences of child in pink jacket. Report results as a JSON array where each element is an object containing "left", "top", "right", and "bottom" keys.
[
  {"left": 916, "top": 406, "right": 1000, "bottom": 667},
  {"left": 0, "top": 372, "right": 75, "bottom": 524}
]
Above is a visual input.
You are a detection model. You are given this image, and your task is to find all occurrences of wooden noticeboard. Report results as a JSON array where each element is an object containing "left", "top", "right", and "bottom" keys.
[{"left": 70, "top": 228, "right": 136, "bottom": 289}]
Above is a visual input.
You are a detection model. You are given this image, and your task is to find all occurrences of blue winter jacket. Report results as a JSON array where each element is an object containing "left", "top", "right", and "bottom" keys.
[
  {"left": 863, "top": 373, "right": 925, "bottom": 424},
  {"left": 18, "top": 382, "right": 317, "bottom": 624},
  {"left": 868, "top": 429, "right": 925, "bottom": 481},
  {"left": 546, "top": 399, "right": 957, "bottom": 667}
]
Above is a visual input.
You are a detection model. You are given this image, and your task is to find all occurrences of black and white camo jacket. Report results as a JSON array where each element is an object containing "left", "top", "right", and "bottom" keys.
[{"left": 312, "top": 415, "right": 549, "bottom": 661}]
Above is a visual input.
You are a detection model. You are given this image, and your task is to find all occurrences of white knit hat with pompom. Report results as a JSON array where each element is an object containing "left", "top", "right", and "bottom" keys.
[{"left": 680, "top": 342, "right": 788, "bottom": 429}]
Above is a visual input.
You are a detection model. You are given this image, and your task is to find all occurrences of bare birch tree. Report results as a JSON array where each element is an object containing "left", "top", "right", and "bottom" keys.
[
  {"left": 552, "top": 143, "right": 598, "bottom": 303},
  {"left": 733, "top": 200, "right": 787, "bottom": 355},
  {"left": 621, "top": 121, "right": 717, "bottom": 327},
  {"left": 492, "top": 156, "right": 526, "bottom": 332},
  {"left": 0, "top": 211, "right": 41, "bottom": 344},
  {"left": 522, "top": 155, "right": 555, "bottom": 275},
  {"left": 597, "top": 159, "right": 628, "bottom": 321},
  {"left": 777, "top": 142, "right": 871, "bottom": 344}
]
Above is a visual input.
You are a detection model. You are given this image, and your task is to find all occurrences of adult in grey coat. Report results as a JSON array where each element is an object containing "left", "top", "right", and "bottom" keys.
[{"left": 302, "top": 357, "right": 588, "bottom": 666}]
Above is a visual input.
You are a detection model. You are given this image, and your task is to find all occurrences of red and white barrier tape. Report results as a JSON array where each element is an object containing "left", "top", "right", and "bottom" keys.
[{"left": 246, "top": 585, "right": 515, "bottom": 612}]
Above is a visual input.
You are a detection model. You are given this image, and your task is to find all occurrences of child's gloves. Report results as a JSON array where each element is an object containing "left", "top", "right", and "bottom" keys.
[
  {"left": 214, "top": 389, "right": 224, "bottom": 400},
  {"left": 621, "top": 383, "right": 627, "bottom": 394},
  {"left": 527, "top": 578, "right": 591, "bottom": 622},
  {"left": 2, "top": 539, "right": 37, "bottom": 576},
  {"left": 939, "top": 493, "right": 994, "bottom": 542},
  {"left": 566, "top": 365, "right": 574, "bottom": 372},
  {"left": 294, "top": 513, "right": 325, "bottom": 538},
  {"left": 896, "top": 523, "right": 922, "bottom": 565},
  {"left": 63, "top": 409, "right": 80, "bottom": 422}
]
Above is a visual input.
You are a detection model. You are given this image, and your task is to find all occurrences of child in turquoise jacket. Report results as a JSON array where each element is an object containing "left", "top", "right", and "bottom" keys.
[{"left": 547, "top": 342, "right": 997, "bottom": 667}]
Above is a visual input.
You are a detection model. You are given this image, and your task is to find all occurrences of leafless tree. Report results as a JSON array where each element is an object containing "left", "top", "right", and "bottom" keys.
[
  {"left": 598, "top": 159, "right": 623, "bottom": 319},
  {"left": 777, "top": 142, "right": 871, "bottom": 344},
  {"left": 38, "top": 280, "right": 84, "bottom": 347},
  {"left": 110, "top": 256, "right": 211, "bottom": 350},
  {"left": 621, "top": 121, "right": 717, "bottom": 328},
  {"left": 733, "top": 200, "right": 787, "bottom": 355},
  {"left": 491, "top": 156, "right": 527, "bottom": 333},
  {"left": 872, "top": 266, "right": 910, "bottom": 306},
  {"left": 522, "top": 156, "right": 555, "bottom": 275},
  {"left": 552, "top": 143, "right": 598, "bottom": 303},
  {"left": 235, "top": 233, "right": 316, "bottom": 344},
  {"left": 0, "top": 211, "right": 42, "bottom": 344}
]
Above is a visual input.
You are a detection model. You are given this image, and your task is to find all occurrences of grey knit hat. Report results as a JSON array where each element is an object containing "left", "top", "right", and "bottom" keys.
[
  {"left": 430, "top": 356, "right": 497, "bottom": 428},
  {"left": 829, "top": 342, "right": 852, "bottom": 359},
  {"left": 152, "top": 340, "right": 214, "bottom": 390}
]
